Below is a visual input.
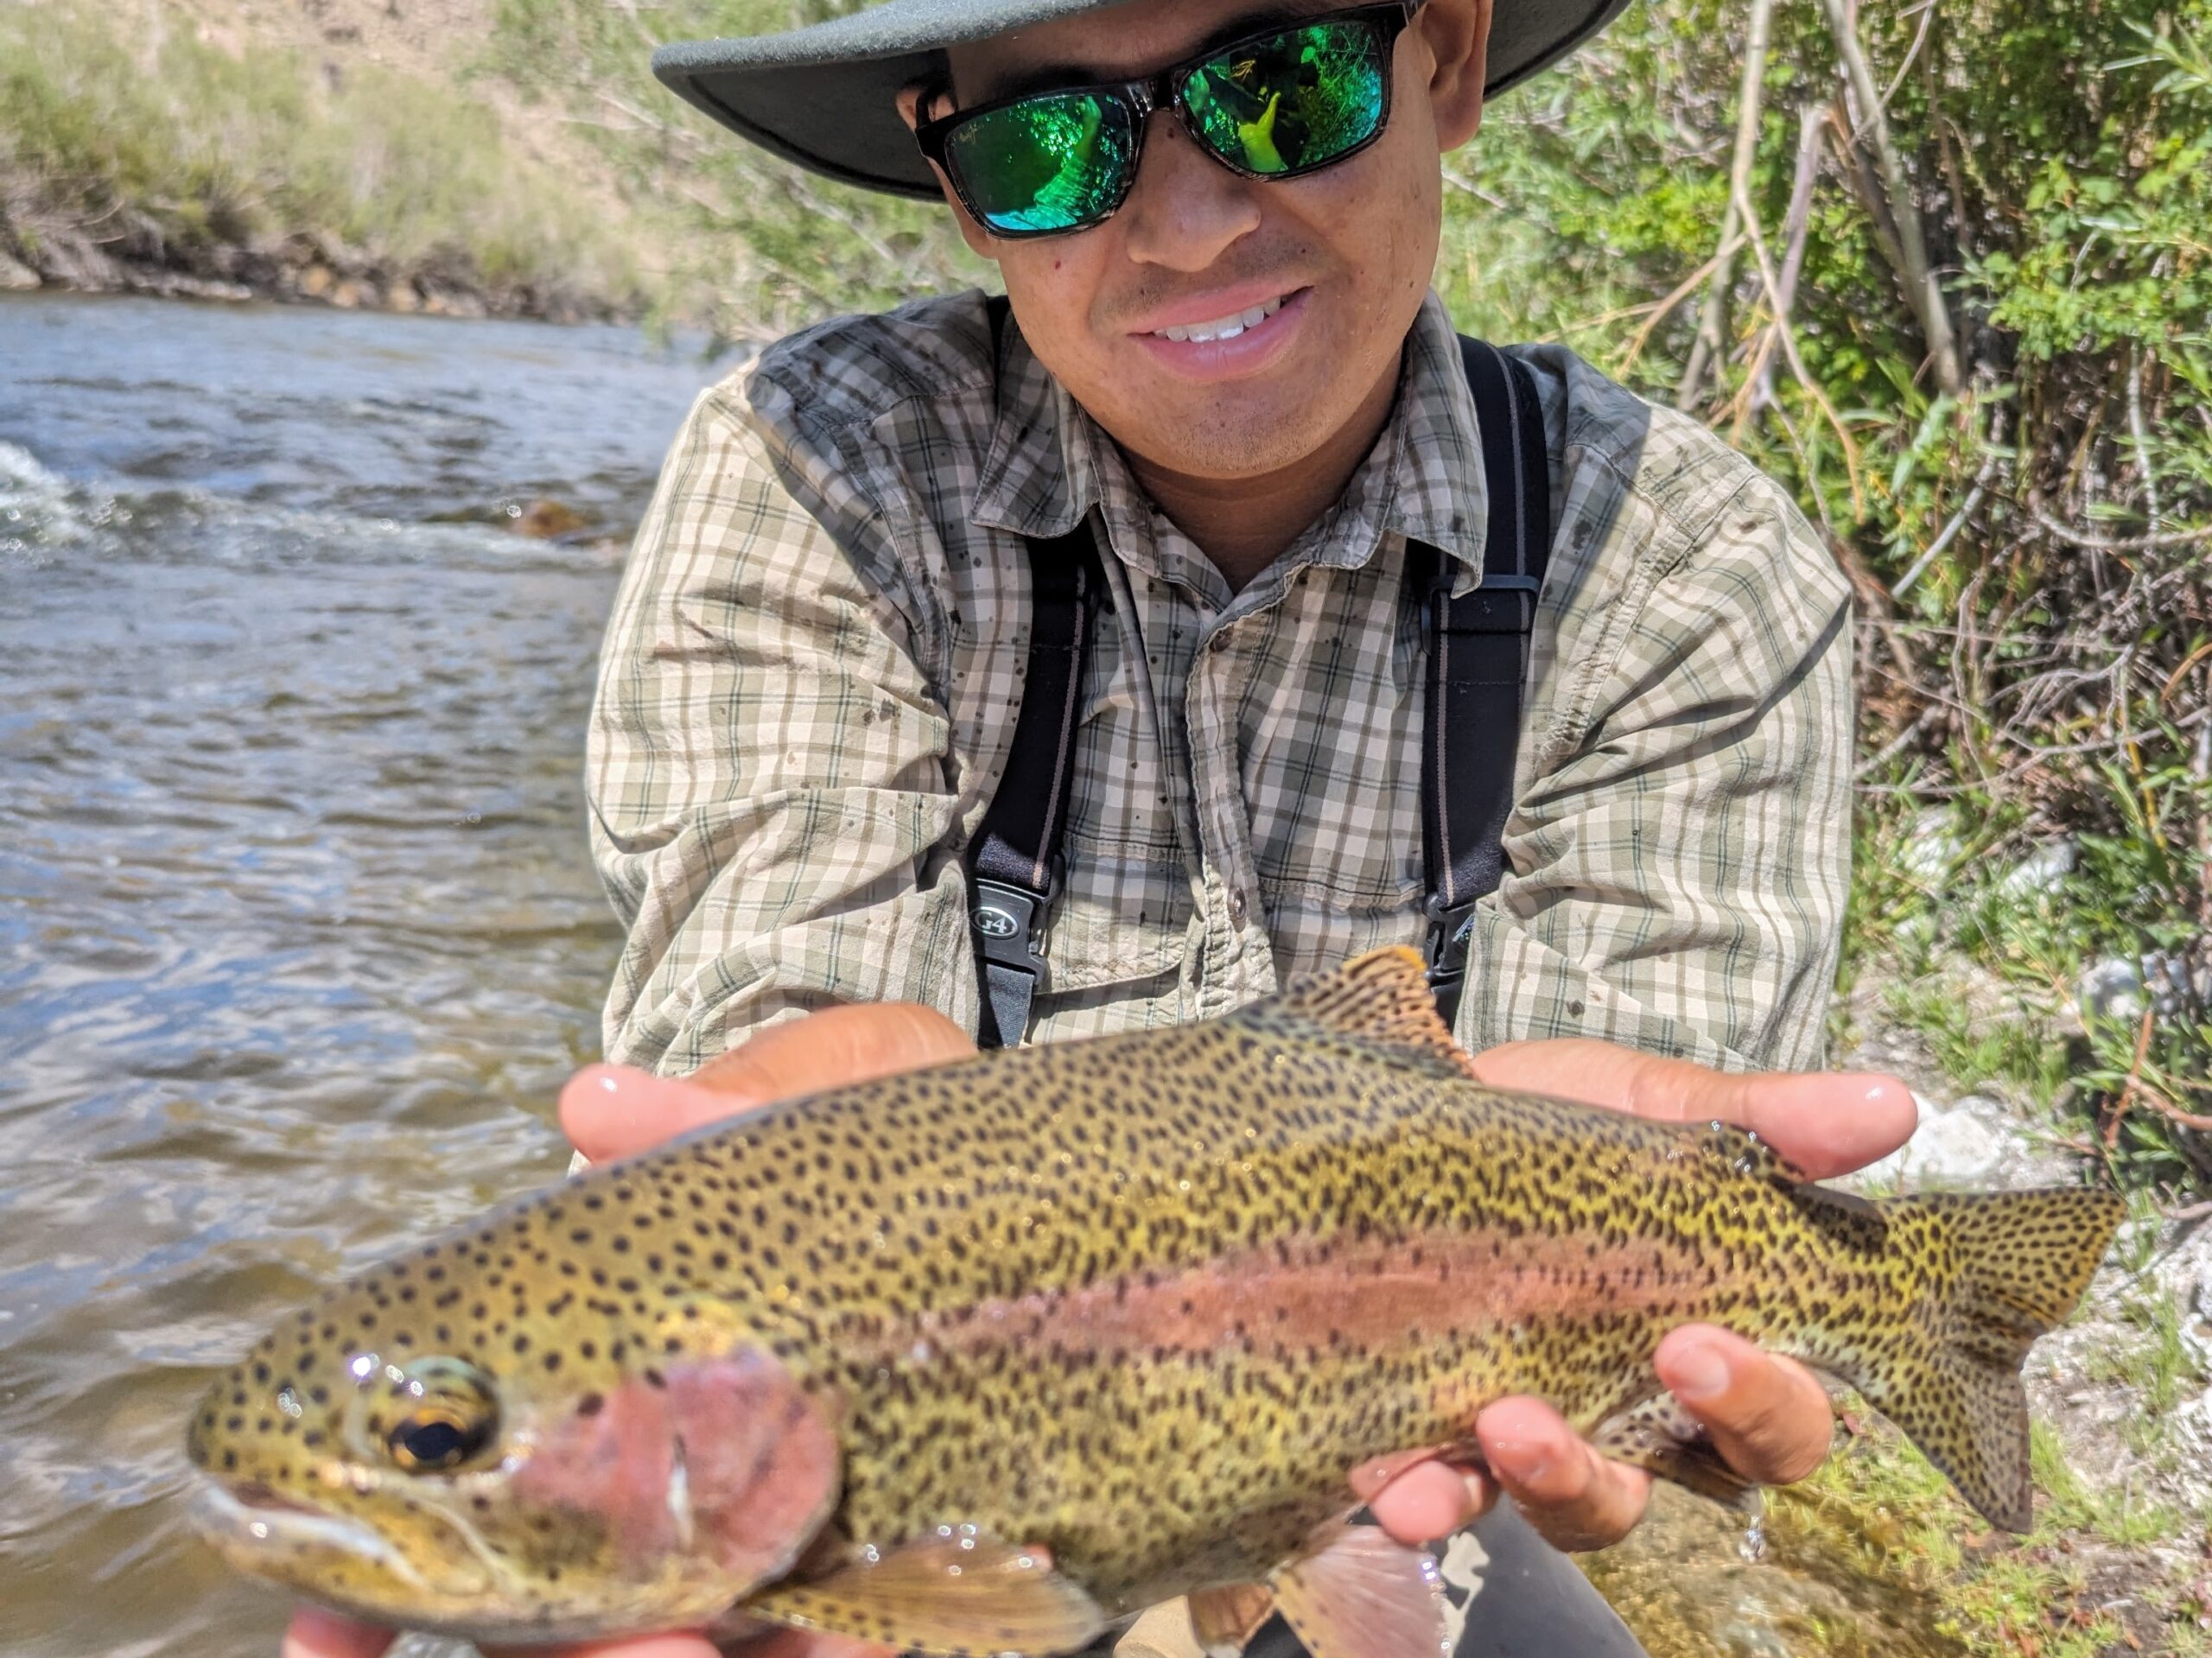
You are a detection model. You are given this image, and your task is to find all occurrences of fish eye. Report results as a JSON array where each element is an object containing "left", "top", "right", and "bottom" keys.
[{"left": 380, "top": 1357, "right": 500, "bottom": 1476}]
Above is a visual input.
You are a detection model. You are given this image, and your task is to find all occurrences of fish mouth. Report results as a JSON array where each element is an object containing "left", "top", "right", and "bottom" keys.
[{"left": 189, "top": 1479, "right": 442, "bottom": 1593}]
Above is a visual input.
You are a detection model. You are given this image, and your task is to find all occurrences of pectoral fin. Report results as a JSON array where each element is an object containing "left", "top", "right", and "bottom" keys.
[
  {"left": 1268, "top": 1521, "right": 1452, "bottom": 1658},
  {"left": 1189, "top": 1583, "right": 1276, "bottom": 1655},
  {"left": 1591, "top": 1390, "right": 1759, "bottom": 1510},
  {"left": 747, "top": 1532, "right": 1107, "bottom": 1657}
]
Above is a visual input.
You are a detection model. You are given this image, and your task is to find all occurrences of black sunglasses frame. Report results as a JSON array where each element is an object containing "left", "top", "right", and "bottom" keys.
[{"left": 911, "top": 1, "right": 1421, "bottom": 239}]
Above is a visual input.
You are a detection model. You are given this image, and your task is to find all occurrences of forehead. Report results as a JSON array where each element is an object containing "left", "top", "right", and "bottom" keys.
[{"left": 950, "top": 0, "right": 1351, "bottom": 98}]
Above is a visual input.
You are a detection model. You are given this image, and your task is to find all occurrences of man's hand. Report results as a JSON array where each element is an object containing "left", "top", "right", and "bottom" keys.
[
  {"left": 280, "top": 1020, "right": 1916, "bottom": 1658},
  {"left": 1349, "top": 1038, "right": 1916, "bottom": 1553}
]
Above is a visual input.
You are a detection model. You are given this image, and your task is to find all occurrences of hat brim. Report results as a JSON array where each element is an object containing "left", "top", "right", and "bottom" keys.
[{"left": 652, "top": 0, "right": 1633, "bottom": 200}]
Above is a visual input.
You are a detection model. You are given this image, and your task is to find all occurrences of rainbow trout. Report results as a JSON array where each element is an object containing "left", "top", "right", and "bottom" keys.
[{"left": 188, "top": 950, "right": 2121, "bottom": 1658}]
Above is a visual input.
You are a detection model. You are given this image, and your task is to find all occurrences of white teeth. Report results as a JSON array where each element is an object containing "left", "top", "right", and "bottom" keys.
[{"left": 1158, "top": 294, "right": 1287, "bottom": 344}]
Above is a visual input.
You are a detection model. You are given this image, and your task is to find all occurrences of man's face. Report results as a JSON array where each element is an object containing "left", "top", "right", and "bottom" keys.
[{"left": 907, "top": 0, "right": 1491, "bottom": 485}]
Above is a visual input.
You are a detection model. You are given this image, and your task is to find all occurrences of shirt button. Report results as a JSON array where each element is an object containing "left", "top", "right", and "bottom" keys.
[{"left": 1228, "top": 890, "right": 1248, "bottom": 925}]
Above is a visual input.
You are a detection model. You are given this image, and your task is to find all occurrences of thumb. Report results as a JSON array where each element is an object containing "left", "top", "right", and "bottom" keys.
[
  {"left": 1471, "top": 1038, "right": 1916, "bottom": 1180},
  {"left": 561, "top": 1003, "right": 976, "bottom": 1165}
]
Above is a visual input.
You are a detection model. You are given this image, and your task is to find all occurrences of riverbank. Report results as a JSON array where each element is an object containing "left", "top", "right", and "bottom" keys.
[{"left": 0, "top": 0, "right": 649, "bottom": 321}]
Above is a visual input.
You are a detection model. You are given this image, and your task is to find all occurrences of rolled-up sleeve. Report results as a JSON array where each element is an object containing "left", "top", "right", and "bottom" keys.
[
  {"left": 1461, "top": 460, "right": 1855, "bottom": 1073},
  {"left": 588, "top": 377, "right": 977, "bottom": 1076}
]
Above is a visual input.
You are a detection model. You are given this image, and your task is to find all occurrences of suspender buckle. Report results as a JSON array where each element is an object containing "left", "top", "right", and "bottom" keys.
[
  {"left": 1423, "top": 893, "right": 1478, "bottom": 990},
  {"left": 1458, "top": 574, "right": 1541, "bottom": 637},
  {"left": 970, "top": 874, "right": 1054, "bottom": 979}
]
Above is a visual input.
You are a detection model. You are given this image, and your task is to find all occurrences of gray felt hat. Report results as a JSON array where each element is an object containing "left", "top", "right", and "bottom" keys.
[{"left": 652, "top": 0, "right": 1632, "bottom": 199}]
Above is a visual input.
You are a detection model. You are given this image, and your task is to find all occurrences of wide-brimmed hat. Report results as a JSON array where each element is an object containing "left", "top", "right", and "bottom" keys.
[{"left": 653, "top": 0, "right": 1630, "bottom": 199}]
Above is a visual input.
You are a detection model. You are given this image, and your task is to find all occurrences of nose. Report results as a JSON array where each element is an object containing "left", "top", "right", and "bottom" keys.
[{"left": 1117, "top": 111, "right": 1264, "bottom": 271}]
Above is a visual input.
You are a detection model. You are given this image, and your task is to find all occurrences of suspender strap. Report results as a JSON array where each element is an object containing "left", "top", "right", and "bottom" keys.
[
  {"left": 966, "top": 309, "right": 1550, "bottom": 1047},
  {"left": 967, "top": 522, "right": 1104, "bottom": 1050},
  {"left": 1416, "top": 337, "right": 1552, "bottom": 1029}
]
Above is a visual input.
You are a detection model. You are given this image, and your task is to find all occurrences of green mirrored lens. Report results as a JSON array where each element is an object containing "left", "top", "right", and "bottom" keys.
[
  {"left": 945, "top": 91, "right": 1135, "bottom": 233},
  {"left": 1180, "top": 19, "right": 1388, "bottom": 176}
]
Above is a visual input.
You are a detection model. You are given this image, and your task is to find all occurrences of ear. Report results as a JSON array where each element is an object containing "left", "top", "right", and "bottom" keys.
[
  {"left": 1418, "top": 0, "right": 1492, "bottom": 149},
  {"left": 895, "top": 80, "right": 1005, "bottom": 263}
]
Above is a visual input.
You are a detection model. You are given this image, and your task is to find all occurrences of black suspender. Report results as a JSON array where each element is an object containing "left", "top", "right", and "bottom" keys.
[
  {"left": 966, "top": 332, "right": 1550, "bottom": 1048},
  {"left": 964, "top": 524, "right": 1103, "bottom": 1050},
  {"left": 1415, "top": 337, "right": 1552, "bottom": 1031}
]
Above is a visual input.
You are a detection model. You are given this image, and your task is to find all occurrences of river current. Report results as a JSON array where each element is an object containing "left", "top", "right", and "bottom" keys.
[
  {"left": 0, "top": 292, "right": 1960, "bottom": 1658},
  {"left": 0, "top": 292, "right": 722, "bottom": 1657}
]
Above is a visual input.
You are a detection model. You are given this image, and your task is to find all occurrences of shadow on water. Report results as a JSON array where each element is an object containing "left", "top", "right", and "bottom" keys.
[{"left": 0, "top": 293, "right": 1971, "bottom": 1658}]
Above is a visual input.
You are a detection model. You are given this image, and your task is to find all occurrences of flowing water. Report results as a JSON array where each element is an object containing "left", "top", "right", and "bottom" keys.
[
  {"left": 0, "top": 292, "right": 718, "bottom": 1657},
  {"left": 0, "top": 292, "right": 1960, "bottom": 1658}
]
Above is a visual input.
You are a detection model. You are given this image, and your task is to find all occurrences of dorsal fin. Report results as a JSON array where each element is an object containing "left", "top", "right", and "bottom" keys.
[{"left": 1257, "top": 949, "right": 1480, "bottom": 1080}]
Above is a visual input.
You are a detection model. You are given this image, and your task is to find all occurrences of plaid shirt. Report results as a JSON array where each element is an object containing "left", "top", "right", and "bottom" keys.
[{"left": 588, "top": 290, "right": 1853, "bottom": 1077}]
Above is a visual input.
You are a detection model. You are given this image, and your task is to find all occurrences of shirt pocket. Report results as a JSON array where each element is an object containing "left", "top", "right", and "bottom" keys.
[
  {"left": 1262, "top": 891, "right": 1427, "bottom": 986},
  {"left": 1039, "top": 842, "right": 1187, "bottom": 994}
]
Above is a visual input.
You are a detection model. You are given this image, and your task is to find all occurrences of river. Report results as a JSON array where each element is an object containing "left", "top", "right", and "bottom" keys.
[
  {"left": 0, "top": 292, "right": 721, "bottom": 1657},
  {"left": 0, "top": 292, "right": 1963, "bottom": 1658}
]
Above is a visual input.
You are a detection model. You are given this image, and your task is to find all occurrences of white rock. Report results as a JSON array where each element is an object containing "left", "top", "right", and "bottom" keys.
[
  {"left": 1910, "top": 1110, "right": 2008, "bottom": 1181},
  {"left": 2078, "top": 956, "right": 2147, "bottom": 1025},
  {"left": 0, "top": 251, "right": 38, "bottom": 291},
  {"left": 1899, "top": 809, "right": 1961, "bottom": 884},
  {"left": 2002, "top": 839, "right": 2077, "bottom": 896}
]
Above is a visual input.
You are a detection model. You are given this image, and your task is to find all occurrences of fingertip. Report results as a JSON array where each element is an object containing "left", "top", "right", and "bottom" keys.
[
  {"left": 488, "top": 1638, "right": 722, "bottom": 1658},
  {"left": 282, "top": 1609, "right": 397, "bottom": 1658},
  {"left": 1861, "top": 1070, "right": 1920, "bottom": 1147},
  {"left": 1366, "top": 1458, "right": 1482, "bottom": 1544},
  {"left": 1474, "top": 1397, "right": 1580, "bottom": 1491},
  {"left": 557, "top": 1064, "right": 741, "bottom": 1163},
  {"left": 1654, "top": 1324, "right": 1754, "bottom": 1404}
]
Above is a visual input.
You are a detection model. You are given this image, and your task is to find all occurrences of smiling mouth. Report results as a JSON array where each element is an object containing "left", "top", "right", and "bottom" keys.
[{"left": 1149, "top": 291, "right": 1294, "bottom": 344}]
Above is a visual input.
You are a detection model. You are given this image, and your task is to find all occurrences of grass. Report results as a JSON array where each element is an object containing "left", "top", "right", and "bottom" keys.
[
  {"left": 0, "top": 0, "right": 644, "bottom": 312},
  {"left": 1839, "top": 773, "right": 2212, "bottom": 1198},
  {"left": 1769, "top": 1418, "right": 2197, "bottom": 1655}
]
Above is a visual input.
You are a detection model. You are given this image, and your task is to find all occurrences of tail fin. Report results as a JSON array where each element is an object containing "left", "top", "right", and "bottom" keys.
[{"left": 1848, "top": 1188, "right": 2123, "bottom": 1532}]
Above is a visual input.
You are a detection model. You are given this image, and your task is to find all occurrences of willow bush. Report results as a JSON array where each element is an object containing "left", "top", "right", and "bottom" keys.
[
  {"left": 1445, "top": 0, "right": 2212, "bottom": 1185},
  {"left": 489, "top": 0, "right": 2212, "bottom": 1185}
]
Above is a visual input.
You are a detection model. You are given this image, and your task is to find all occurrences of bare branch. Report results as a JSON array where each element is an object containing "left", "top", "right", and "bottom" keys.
[
  {"left": 1676, "top": 0, "right": 1776, "bottom": 410},
  {"left": 1815, "top": 0, "right": 1964, "bottom": 396},
  {"left": 2029, "top": 508, "right": 2212, "bottom": 553}
]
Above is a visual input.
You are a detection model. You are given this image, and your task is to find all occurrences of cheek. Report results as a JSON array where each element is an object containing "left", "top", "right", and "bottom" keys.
[{"left": 509, "top": 1356, "right": 840, "bottom": 1586}]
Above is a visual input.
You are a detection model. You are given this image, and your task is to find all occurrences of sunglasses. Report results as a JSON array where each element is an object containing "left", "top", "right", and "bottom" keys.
[{"left": 912, "top": 2, "right": 1420, "bottom": 238}]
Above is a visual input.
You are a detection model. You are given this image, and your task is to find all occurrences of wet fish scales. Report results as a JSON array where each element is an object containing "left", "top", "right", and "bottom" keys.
[{"left": 187, "top": 950, "right": 2124, "bottom": 1657}]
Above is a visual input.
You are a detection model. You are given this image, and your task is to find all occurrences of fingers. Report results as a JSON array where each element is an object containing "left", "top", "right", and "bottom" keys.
[
  {"left": 1474, "top": 1396, "right": 1652, "bottom": 1553},
  {"left": 281, "top": 1610, "right": 396, "bottom": 1658},
  {"left": 728, "top": 1632, "right": 901, "bottom": 1658},
  {"left": 1656, "top": 1325, "right": 1834, "bottom": 1486},
  {"left": 483, "top": 1639, "right": 721, "bottom": 1658},
  {"left": 1350, "top": 1450, "right": 1495, "bottom": 1546},
  {"left": 689, "top": 1003, "right": 976, "bottom": 1101},
  {"left": 561, "top": 1003, "right": 976, "bottom": 1165},
  {"left": 1468, "top": 1038, "right": 1918, "bottom": 1180},
  {"left": 560, "top": 1066, "right": 746, "bottom": 1165}
]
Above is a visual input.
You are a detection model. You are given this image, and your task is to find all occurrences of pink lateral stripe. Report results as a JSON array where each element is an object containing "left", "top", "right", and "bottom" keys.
[{"left": 844, "top": 1231, "right": 1715, "bottom": 1366}]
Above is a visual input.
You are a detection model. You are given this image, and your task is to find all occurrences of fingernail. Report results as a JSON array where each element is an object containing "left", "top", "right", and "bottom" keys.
[
  {"left": 1488, "top": 1432, "right": 1551, "bottom": 1483},
  {"left": 1672, "top": 1342, "right": 1730, "bottom": 1401}
]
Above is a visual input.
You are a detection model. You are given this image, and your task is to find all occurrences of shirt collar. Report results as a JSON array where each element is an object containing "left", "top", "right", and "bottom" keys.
[{"left": 970, "top": 290, "right": 1491, "bottom": 591}]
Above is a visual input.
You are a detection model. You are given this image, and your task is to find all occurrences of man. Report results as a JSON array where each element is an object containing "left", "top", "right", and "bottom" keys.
[{"left": 281, "top": 2, "right": 1915, "bottom": 1655}]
